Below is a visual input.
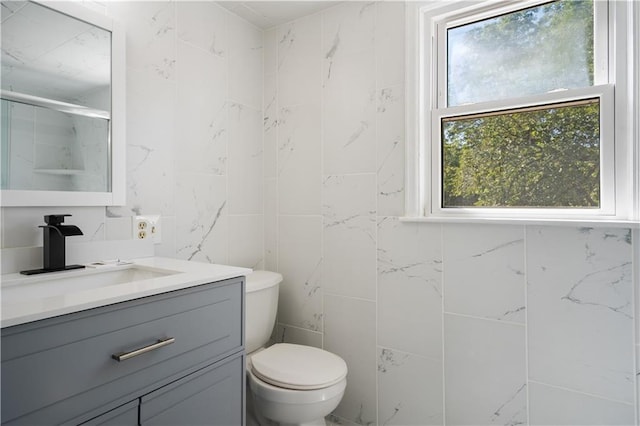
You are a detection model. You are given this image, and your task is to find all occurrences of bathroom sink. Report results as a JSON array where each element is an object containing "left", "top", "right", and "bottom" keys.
[{"left": 2, "top": 264, "right": 181, "bottom": 303}]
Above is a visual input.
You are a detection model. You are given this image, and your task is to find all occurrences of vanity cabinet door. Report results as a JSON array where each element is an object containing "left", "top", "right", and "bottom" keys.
[
  {"left": 140, "top": 353, "right": 244, "bottom": 426},
  {"left": 1, "top": 277, "right": 244, "bottom": 425},
  {"left": 79, "top": 400, "right": 139, "bottom": 426}
]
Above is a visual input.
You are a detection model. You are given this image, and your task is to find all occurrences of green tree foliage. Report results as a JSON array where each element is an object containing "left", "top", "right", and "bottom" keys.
[
  {"left": 443, "top": 0, "right": 599, "bottom": 208},
  {"left": 443, "top": 102, "right": 600, "bottom": 208}
]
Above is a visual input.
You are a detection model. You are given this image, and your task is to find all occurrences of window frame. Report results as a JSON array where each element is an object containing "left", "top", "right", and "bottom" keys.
[
  {"left": 405, "top": 0, "right": 640, "bottom": 226},
  {"left": 432, "top": 85, "right": 614, "bottom": 218}
]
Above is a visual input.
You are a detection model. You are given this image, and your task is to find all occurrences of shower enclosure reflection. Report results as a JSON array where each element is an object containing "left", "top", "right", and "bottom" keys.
[{"left": 0, "top": 0, "right": 124, "bottom": 206}]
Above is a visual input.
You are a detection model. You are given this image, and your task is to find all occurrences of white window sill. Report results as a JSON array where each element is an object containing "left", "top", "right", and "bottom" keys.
[{"left": 399, "top": 215, "right": 640, "bottom": 229}]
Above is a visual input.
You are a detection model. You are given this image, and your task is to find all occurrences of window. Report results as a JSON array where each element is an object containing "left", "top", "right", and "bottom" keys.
[
  {"left": 441, "top": 96, "right": 605, "bottom": 209},
  {"left": 406, "top": 0, "right": 639, "bottom": 224}
]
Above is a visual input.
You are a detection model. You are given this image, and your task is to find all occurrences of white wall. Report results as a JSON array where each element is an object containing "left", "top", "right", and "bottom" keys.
[
  {"left": 265, "top": 3, "right": 637, "bottom": 425},
  {"left": 1, "top": 1, "right": 265, "bottom": 271}
]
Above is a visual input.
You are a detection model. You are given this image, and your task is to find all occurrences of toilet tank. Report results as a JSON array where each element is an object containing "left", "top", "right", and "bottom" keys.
[{"left": 245, "top": 271, "right": 282, "bottom": 354}]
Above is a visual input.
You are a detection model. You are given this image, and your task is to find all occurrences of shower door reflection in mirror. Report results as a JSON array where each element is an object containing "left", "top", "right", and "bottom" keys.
[{"left": 1, "top": 1, "right": 112, "bottom": 193}]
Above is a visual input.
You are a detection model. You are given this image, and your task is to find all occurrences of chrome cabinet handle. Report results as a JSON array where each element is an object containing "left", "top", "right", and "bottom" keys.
[{"left": 111, "top": 337, "right": 175, "bottom": 362}]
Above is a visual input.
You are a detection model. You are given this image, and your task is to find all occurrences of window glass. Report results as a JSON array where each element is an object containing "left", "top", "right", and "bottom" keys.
[
  {"left": 447, "top": 0, "right": 594, "bottom": 106},
  {"left": 442, "top": 98, "right": 600, "bottom": 208}
]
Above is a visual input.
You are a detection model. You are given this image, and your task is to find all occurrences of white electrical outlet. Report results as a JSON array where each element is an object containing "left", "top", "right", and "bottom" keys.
[
  {"left": 147, "top": 215, "right": 161, "bottom": 244},
  {"left": 132, "top": 216, "right": 150, "bottom": 240},
  {"left": 132, "top": 215, "right": 161, "bottom": 243}
]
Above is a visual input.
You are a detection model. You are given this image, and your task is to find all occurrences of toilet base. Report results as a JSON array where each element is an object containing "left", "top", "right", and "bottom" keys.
[
  {"left": 247, "top": 374, "right": 343, "bottom": 426},
  {"left": 247, "top": 389, "right": 327, "bottom": 426},
  {"left": 248, "top": 379, "right": 328, "bottom": 426},
  {"left": 247, "top": 387, "right": 329, "bottom": 426},
  {"left": 280, "top": 419, "right": 327, "bottom": 426}
]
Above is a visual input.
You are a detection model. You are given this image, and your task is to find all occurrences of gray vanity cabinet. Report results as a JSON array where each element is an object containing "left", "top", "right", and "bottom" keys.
[
  {"left": 1, "top": 277, "right": 245, "bottom": 425},
  {"left": 140, "top": 354, "right": 243, "bottom": 425},
  {"left": 80, "top": 401, "right": 139, "bottom": 426}
]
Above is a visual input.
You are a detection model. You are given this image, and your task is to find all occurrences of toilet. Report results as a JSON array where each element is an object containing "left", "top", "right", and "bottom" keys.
[{"left": 245, "top": 271, "right": 347, "bottom": 426}]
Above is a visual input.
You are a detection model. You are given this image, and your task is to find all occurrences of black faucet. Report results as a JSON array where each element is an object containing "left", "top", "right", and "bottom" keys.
[{"left": 20, "top": 214, "right": 86, "bottom": 275}]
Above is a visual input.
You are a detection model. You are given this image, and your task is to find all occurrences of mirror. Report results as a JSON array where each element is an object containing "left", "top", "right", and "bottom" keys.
[{"left": 0, "top": 1, "right": 125, "bottom": 206}]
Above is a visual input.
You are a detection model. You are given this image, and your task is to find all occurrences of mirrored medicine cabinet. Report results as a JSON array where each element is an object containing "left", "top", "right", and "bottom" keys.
[{"left": 1, "top": 0, "right": 125, "bottom": 206}]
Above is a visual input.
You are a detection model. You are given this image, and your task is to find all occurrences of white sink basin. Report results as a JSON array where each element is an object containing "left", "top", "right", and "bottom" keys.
[
  {"left": 1, "top": 256, "right": 251, "bottom": 329},
  {"left": 2, "top": 264, "right": 181, "bottom": 303}
]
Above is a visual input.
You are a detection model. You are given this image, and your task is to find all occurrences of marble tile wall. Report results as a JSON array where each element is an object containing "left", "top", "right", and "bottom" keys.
[
  {"left": 1, "top": 1, "right": 265, "bottom": 271},
  {"left": 265, "top": 2, "right": 638, "bottom": 425}
]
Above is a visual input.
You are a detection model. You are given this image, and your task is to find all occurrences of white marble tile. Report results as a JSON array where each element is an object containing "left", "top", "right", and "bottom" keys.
[
  {"left": 322, "top": 2, "right": 377, "bottom": 188},
  {"left": 322, "top": 50, "right": 376, "bottom": 175},
  {"left": 228, "top": 103, "right": 263, "bottom": 215},
  {"left": 323, "top": 174, "right": 377, "bottom": 300},
  {"left": 321, "top": 2, "right": 375, "bottom": 62},
  {"left": 264, "top": 27, "right": 277, "bottom": 77},
  {"left": 6, "top": 103, "right": 35, "bottom": 189},
  {"left": 175, "top": 40, "right": 227, "bottom": 175},
  {"left": 323, "top": 174, "right": 376, "bottom": 221},
  {"left": 377, "top": 348, "right": 443, "bottom": 426},
  {"left": 153, "top": 215, "right": 176, "bottom": 258},
  {"left": 34, "top": 108, "right": 74, "bottom": 149},
  {"left": 1, "top": 207, "right": 105, "bottom": 248},
  {"left": 443, "top": 224, "right": 525, "bottom": 323},
  {"left": 228, "top": 13, "right": 262, "bottom": 110},
  {"left": 377, "top": 217, "right": 442, "bottom": 359},
  {"left": 33, "top": 142, "right": 73, "bottom": 171},
  {"left": 106, "top": 1, "right": 176, "bottom": 80},
  {"left": 275, "top": 323, "right": 323, "bottom": 349},
  {"left": 277, "top": 215, "right": 323, "bottom": 332},
  {"left": 324, "top": 294, "right": 377, "bottom": 425},
  {"left": 31, "top": 174, "right": 70, "bottom": 192},
  {"left": 377, "top": 85, "right": 405, "bottom": 217},
  {"left": 105, "top": 216, "right": 131, "bottom": 241},
  {"left": 277, "top": 14, "right": 321, "bottom": 108},
  {"left": 174, "top": 173, "right": 228, "bottom": 265},
  {"left": 634, "top": 230, "right": 640, "bottom": 345},
  {"left": 326, "top": 414, "right": 360, "bottom": 426},
  {"left": 176, "top": 1, "right": 227, "bottom": 58},
  {"left": 228, "top": 215, "right": 264, "bottom": 269},
  {"left": 263, "top": 72, "right": 278, "bottom": 179},
  {"left": 108, "top": 69, "right": 175, "bottom": 218},
  {"left": 444, "top": 314, "right": 527, "bottom": 426},
  {"left": 278, "top": 50, "right": 322, "bottom": 108},
  {"left": 529, "top": 381, "right": 635, "bottom": 425},
  {"left": 73, "top": 116, "right": 109, "bottom": 192},
  {"left": 637, "top": 342, "right": 640, "bottom": 418},
  {"left": 81, "top": 0, "right": 106, "bottom": 15},
  {"left": 7, "top": 102, "right": 34, "bottom": 146},
  {"left": 264, "top": 178, "right": 278, "bottom": 272},
  {"left": 527, "top": 226, "right": 634, "bottom": 403},
  {"left": 277, "top": 104, "right": 322, "bottom": 215},
  {"left": 277, "top": 13, "right": 321, "bottom": 74},
  {"left": 375, "top": 2, "right": 405, "bottom": 90}
]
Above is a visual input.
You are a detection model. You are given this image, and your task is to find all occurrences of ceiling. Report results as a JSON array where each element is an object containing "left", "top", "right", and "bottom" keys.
[{"left": 217, "top": 1, "right": 342, "bottom": 29}]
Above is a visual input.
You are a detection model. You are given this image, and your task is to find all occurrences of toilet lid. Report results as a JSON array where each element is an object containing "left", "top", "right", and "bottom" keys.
[{"left": 250, "top": 343, "right": 348, "bottom": 390}]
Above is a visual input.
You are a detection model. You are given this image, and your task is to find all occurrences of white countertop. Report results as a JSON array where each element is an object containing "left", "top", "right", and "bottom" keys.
[{"left": 1, "top": 257, "right": 251, "bottom": 328}]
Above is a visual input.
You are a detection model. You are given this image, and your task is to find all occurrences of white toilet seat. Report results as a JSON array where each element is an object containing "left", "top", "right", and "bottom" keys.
[
  {"left": 247, "top": 366, "right": 347, "bottom": 404},
  {"left": 250, "top": 343, "right": 348, "bottom": 390}
]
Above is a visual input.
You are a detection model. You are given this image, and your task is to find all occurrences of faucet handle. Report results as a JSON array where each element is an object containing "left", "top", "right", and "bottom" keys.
[{"left": 44, "top": 214, "right": 72, "bottom": 225}]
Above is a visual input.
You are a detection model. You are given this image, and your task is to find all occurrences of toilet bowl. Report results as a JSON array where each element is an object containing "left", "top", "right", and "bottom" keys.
[
  {"left": 246, "top": 271, "right": 348, "bottom": 426},
  {"left": 248, "top": 343, "right": 347, "bottom": 426}
]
